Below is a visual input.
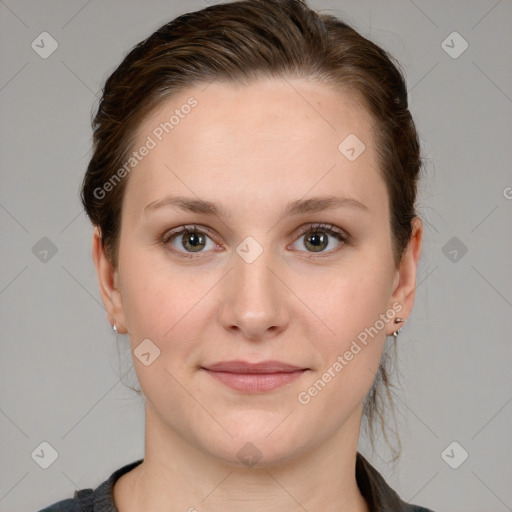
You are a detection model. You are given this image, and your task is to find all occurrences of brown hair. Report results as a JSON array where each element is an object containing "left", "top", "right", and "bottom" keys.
[{"left": 81, "top": 0, "right": 421, "bottom": 462}]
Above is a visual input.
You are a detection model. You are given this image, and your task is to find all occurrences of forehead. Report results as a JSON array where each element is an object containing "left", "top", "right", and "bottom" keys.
[{"left": 123, "top": 77, "right": 385, "bottom": 217}]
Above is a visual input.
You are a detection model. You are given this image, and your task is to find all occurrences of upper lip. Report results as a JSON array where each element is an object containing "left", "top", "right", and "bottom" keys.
[{"left": 202, "top": 360, "right": 307, "bottom": 374}]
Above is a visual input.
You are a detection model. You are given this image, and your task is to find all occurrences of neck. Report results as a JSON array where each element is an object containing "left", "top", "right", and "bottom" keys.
[{"left": 115, "top": 403, "right": 370, "bottom": 512}]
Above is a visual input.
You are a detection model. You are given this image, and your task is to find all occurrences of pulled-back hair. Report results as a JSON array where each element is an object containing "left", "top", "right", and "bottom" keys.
[{"left": 81, "top": 0, "right": 422, "bottom": 462}]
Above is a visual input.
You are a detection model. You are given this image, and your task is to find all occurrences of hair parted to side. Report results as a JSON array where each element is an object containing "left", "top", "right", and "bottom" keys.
[{"left": 81, "top": 0, "right": 422, "bottom": 462}]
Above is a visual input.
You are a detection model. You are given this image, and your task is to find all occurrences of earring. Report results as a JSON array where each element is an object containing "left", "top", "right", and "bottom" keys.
[
  {"left": 112, "top": 322, "right": 118, "bottom": 333},
  {"left": 392, "top": 317, "right": 406, "bottom": 338}
]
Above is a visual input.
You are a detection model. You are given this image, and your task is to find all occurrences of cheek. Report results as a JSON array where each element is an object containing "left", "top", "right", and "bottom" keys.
[
  {"left": 118, "top": 242, "right": 208, "bottom": 338},
  {"left": 117, "top": 251, "right": 210, "bottom": 415},
  {"left": 295, "top": 285, "right": 390, "bottom": 424},
  {"left": 117, "top": 246, "right": 222, "bottom": 397},
  {"left": 309, "top": 257, "right": 393, "bottom": 347},
  {"left": 298, "top": 256, "right": 394, "bottom": 397}
]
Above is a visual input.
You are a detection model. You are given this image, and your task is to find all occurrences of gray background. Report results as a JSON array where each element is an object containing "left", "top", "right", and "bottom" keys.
[{"left": 1, "top": 1, "right": 511, "bottom": 511}]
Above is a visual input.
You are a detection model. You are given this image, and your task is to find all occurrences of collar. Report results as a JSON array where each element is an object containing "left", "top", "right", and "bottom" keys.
[{"left": 75, "top": 452, "right": 424, "bottom": 512}]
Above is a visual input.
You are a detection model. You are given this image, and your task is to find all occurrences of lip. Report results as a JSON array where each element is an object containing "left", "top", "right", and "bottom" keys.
[
  {"left": 204, "top": 360, "right": 306, "bottom": 373},
  {"left": 201, "top": 360, "right": 309, "bottom": 393}
]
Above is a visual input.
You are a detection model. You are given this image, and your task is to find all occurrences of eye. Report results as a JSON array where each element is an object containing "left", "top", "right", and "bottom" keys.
[
  {"left": 161, "top": 223, "right": 348, "bottom": 259},
  {"left": 290, "top": 223, "right": 348, "bottom": 254},
  {"left": 161, "top": 225, "right": 218, "bottom": 258}
]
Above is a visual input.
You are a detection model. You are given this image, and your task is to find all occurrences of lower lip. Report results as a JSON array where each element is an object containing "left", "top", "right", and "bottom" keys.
[{"left": 202, "top": 369, "right": 306, "bottom": 393}]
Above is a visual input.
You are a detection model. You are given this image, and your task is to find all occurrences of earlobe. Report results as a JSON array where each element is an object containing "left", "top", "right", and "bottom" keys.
[
  {"left": 388, "top": 217, "right": 423, "bottom": 335},
  {"left": 91, "top": 227, "right": 127, "bottom": 334}
]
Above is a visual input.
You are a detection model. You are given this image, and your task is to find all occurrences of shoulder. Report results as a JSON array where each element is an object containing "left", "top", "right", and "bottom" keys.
[
  {"left": 355, "top": 452, "right": 437, "bottom": 512},
  {"left": 403, "top": 505, "right": 437, "bottom": 512},
  {"left": 36, "top": 459, "right": 143, "bottom": 512},
  {"left": 37, "top": 489, "right": 94, "bottom": 511}
]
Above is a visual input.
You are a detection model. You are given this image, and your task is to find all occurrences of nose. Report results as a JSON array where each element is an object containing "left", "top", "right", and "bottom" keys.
[{"left": 218, "top": 248, "right": 290, "bottom": 341}]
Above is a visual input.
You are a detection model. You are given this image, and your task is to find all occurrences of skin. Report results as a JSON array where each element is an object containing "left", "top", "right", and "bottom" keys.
[{"left": 92, "top": 76, "right": 422, "bottom": 512}]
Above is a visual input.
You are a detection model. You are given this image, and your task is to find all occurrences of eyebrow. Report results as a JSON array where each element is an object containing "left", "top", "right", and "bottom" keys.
[{"left": 143, "top": 194, "right": 369, "bottom": 217}]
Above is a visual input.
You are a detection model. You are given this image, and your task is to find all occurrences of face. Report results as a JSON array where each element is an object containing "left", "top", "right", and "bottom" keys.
[{"left": 94, "top": 77, "right": 422, "bottom": 467}]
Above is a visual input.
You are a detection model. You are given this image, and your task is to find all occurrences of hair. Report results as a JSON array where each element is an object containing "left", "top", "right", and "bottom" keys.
[{"left": 81, "top": 0, "right": 422, "bottom": 463}]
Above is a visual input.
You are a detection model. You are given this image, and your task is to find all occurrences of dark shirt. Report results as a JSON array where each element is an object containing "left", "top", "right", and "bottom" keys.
[{"left": 38, "top": 452, "right": 436, "bottom": 512}]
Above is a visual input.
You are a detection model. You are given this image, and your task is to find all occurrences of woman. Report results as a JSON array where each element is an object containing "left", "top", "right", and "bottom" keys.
[{"left": 40, "top": 0, "right": 434, "bottom": 510}]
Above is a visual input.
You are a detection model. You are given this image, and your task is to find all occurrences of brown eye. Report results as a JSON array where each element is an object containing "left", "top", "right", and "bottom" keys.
[
  {"left": 303, "top": 230, "right": 329, "bottom": 252},
  {"left": 162, "top": 225, "right": 217, "bottom": 258},
  {"left": 292, "top": 223, "right": 347, "bottom": 254},
  {"left": 179, "top": 231, "right": 207, "bottom": 252}
]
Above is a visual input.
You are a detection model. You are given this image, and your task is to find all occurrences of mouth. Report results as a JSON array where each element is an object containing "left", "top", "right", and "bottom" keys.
[{"left": 200, "top": 360, "right": 309, "bottom": 393}]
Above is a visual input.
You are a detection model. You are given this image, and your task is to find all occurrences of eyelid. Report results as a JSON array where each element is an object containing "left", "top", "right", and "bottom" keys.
[
  {"left": 160, "top": 222, "right": 349, "bottom": 259},
  {"left": 160, "top": 224, "right": 220, "bottom": 260},
  {"left": 289, "top": 222, "right": 349, "bottom": 255},
  {"left": 294, "top": 222, "right": 348, "bottom": 240},
  {"left": 161, "top": 224, "right": 217, "bottom": 244}
]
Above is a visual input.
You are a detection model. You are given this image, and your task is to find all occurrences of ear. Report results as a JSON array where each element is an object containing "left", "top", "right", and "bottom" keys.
[
  {"left": 91, "top": 226, "right": 128, "bottom": 334},
  {"left": 387, "top": 216, "right": 423, "bottom": 336}
]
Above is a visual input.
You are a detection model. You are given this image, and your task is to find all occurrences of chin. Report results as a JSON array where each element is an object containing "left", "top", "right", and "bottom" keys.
[
  {"left": 200, "top": 415, "right": 310, "bottom": 469},
  {"left": 214, "top": 440, "right": 305, "bottom": 470}
]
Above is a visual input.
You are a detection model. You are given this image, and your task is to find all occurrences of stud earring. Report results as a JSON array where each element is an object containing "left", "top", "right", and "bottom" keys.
[
  {"left": 112, "top": 322, "right": 118, "bottom": 333},
  {"left": 392, "top": 317, "right": 406, "bottom": 338}
]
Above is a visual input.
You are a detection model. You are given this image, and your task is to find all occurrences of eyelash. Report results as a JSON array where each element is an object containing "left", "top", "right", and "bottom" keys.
[{"left": 160, "top": 223, "right": 349, "bottom": 260}]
